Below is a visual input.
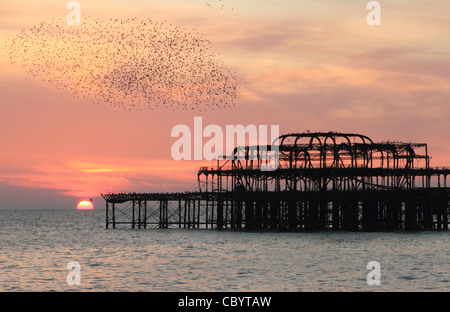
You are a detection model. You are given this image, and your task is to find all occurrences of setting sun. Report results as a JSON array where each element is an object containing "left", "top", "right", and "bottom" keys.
[{"left": 77, "top": 200, "right": 94, "bottom": 210}]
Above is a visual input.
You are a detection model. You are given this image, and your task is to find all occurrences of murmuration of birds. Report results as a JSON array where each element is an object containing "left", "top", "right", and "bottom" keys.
[{"left": 4, "top": 16, "right": 239, "bottom": 111}]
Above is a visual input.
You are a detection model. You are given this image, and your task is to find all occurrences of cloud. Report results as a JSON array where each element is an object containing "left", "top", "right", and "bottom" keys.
[
  {"left": 348, "top": 47, "right": 450, "bottom": 82},
  {"left": 0, "top": 182, "right": 77, "bottom": 209},
  {"left": 0, "top": 158, "right": 206, "bottom": 200}
]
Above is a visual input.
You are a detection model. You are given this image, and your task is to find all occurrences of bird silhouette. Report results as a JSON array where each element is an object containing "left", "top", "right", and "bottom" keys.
[{"left": 205, "top": 0, "right": 231, "bottom": 11}]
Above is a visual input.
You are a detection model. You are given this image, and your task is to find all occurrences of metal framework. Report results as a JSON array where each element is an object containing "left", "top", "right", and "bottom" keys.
[{"left": 103, "top": 132, "right": 450, "bottom": 231}]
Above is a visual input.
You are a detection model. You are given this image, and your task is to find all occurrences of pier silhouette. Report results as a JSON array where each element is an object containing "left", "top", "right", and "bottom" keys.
[{"left": 102, "top": 132, "right": 450, "bottom": 231}]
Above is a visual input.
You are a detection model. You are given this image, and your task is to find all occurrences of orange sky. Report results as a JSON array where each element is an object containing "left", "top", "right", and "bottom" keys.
[{"left": 1, "top": 0, "right": 450, "bottom": 209}]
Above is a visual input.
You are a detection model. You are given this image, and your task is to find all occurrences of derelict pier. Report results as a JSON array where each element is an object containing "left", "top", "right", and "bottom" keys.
[{"left": 102, "top": 132, "right": 450, "bottom": 231}]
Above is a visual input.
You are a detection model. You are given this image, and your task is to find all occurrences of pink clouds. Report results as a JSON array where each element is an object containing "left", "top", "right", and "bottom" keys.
[{"left": 0, "top": 158, "right": 204, "bottom": 199}]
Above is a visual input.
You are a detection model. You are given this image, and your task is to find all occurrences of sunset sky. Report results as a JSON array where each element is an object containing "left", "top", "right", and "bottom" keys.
[{"left": 1, "top": 0, "right": 449, "bottom": 209}]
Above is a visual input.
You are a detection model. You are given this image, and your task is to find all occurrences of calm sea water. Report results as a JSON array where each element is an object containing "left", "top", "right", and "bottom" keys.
[{"left": 0, "top": 208, "right": 448, "bottom": 292}]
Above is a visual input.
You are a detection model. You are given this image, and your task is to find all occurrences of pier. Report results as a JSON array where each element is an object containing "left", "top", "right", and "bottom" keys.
[{"left": 102, "top": 132, "right": 450, "bottom": 231}]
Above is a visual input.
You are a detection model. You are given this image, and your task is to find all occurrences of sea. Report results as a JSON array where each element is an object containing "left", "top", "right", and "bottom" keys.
[{"left": 0, "top": 208, "right": 448, "bottom": 292}]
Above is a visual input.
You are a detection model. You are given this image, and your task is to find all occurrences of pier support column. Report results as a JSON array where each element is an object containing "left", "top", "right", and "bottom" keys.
[
  {"left": 217, "top": 198, "right": 224, "bottom": 229},
  {"left": 405, "top": 199, "right": 418, "bottom": 231},
  {"left": 270, "top": 201, "right": 279, "bottom": 230},
  {"left": 132, "top": 200, "right": 135, "bottom": 229},
  {"left": 198, "top": 199, "right": 201, "bottom": 229},
  {"left": 386, "top": 198, "right": 401, "bottom": 231},
  {"left": 106, "top": 201, "right": 109, "bottom": 229},
  {"left": 434, "top": 194, "right": 447, "bottom": 231},
  {"left": 288, "top": 200, "right": 297, "bottom": 230},
  {"left": 187, "top": 200, "right": 191, "bottom": 229},
  {"left": 230, "top": 200, "right": 235, "bottom": 228},
  {"left": 262, "top": 201, "right": 270, "bottom": 229},
  {"left": 178, "top": 199, "right": 182, "bottom": 229},
  {"left": 436, "top": 200, "right": 442, "bottom": 231},
  {"left": 235, "top": 200, "right": 243, "bottom": 229},
  {"left": 159, "top": 199, "right": 168, "bottom": 229},
  {"left": 255, "top": 200, "right": 262, "bottom": 230},
  {"left": 319, "top": 200, "right": 328, "bottom": 230},
  {"left": 144, "top": 201, "right": 147, "bottom": 229},
  {"left": 342, "top": 200, "right": 351, "bottom": 231},
  {"left": 423, "top": 199, "right": 433, "bottom": 230},
  {"left": 138, "top": 200, "right": 141, "bottom": 229},
  {"left": 308, "top": 199, "right": 319, "bottom": 231},
  {"left": 192, "top": 200, "right": 196, "bottom": 229},
  {"left": 332, "top": 201, "right": 340, "bottom": 230},
  {"left": 362, "top": 200, "right": 378, "bottom": 231},
  {"left": 158, "top": 200, "right": 162, "bottom": 229},
  {"left": 112, "top": 202, "right": 116, "bottom": 229},
  {"left": 350, "top": 201, "right": 359, "bottom": 231},
  {"left": 244, "top": 200, "right": 254, "bottom": 230},
  {"left": 205, "top": 199, "right": 209, "bottom": 229},
  {"left": 442, "top": 196, "right": 449, "bottom": 231}
]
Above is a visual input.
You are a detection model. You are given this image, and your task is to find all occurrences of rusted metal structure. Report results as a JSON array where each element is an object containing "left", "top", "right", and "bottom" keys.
[{"left": 102, "top": 132, "right": 450, "bottom": 231}]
